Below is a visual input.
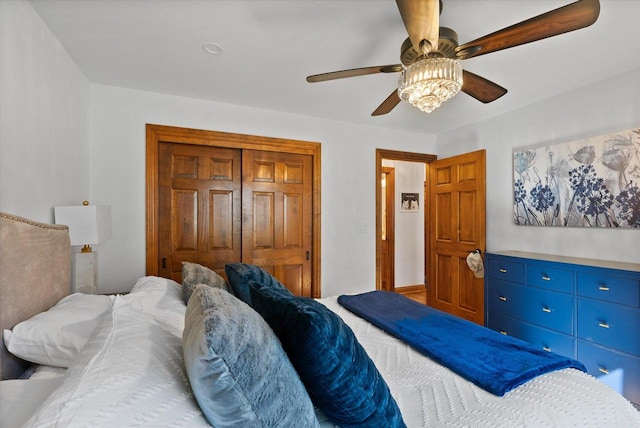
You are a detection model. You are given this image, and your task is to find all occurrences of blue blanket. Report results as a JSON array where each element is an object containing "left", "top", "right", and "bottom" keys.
[{"left": 337, "top": 291, "right": 586, "bottom": 396}]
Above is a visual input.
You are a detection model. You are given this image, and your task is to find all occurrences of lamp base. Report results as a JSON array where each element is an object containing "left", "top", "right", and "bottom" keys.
[{"left": 71, "top": 252, "right": 98, "bottom": 294}]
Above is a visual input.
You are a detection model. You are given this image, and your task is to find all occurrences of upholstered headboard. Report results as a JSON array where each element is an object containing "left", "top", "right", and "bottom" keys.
[{"left": 0, "top": 212, "right": 71, "bottom": 380}]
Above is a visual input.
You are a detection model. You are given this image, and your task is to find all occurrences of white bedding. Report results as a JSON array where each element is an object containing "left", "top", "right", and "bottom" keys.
[
  {"left": 322, "top": 297, "right": 640, "bottom": 427},
  {"left": 0, "top": 377, "right": 65, "bottom": 428},
  {"left": 26, "top": 365, "right": 67, "bottom": 381},
  {"left": 0, "top": 363, "right": 67, "bottom": 428},
  {"left": 23, "top": 281, "right": 209, "bottom": 428},
  {"left": 17, "top": 277, "right": 640, "bottom": 427}
]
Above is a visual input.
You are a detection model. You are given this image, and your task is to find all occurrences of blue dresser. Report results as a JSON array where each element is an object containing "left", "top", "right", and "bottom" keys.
[{"left": 485, "top": 251, "right": 640, "bottom": 407}]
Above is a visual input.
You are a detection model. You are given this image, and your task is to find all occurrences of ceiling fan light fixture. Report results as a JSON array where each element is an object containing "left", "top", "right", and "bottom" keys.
[{"left": 398, "top": 58, "right": 462, "bottom": 113}]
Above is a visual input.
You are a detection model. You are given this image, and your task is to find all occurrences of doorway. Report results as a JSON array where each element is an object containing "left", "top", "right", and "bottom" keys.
[
  {"left": 376, "top": 149, "right": 435, "bottom": 303},
  {"left": 376, "top": 149, "right": 487, "bottom": 324}
]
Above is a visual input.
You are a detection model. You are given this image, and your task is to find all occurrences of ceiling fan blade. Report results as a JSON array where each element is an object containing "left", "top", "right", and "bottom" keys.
[
  {"left": 456, "top": 0, "right": 600, "bottom": 60},
  {"left": 461, "top": 70, "right": 507, "bottom": 103},
  {"left": 372, "top": 90, "right": 401, "bottom": 116},
  {"left": 396, "top": 0, "right": 440, "bottom": 54},
  {"left": 307, "top": 64, "right": 402, "bottom": 83}
]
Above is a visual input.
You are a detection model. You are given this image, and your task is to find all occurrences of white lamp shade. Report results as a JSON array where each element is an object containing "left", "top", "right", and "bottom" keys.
[{"left": 54, "top": 205, "right": 112, "bottom": 246}]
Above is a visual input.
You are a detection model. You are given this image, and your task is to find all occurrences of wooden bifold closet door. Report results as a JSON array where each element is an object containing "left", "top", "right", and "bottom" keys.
[
  {"left": 147, "top": 125, "right": 320, "bottom": 298},
  {"left": 158, "top": 143, "right": 242, "bottom": 283},
  {"left": 241, "top": 150, "right": 313, "bottom": 297}
]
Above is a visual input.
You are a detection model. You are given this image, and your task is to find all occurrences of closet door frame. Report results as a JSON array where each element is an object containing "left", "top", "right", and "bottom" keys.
[{"left": 145, "top": 124, "right": 322, "bottom": 297}]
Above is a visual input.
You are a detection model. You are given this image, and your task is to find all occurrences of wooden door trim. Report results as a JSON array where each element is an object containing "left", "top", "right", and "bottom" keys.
[
  {"left": 381, "top": 166, "right": 395, "bottom": 292},
  {"left": 146, "top": 124, "right": 322, "bottom": 297},
  {"left": 375, "top": 149, "right": 436, "bottom": 291}
]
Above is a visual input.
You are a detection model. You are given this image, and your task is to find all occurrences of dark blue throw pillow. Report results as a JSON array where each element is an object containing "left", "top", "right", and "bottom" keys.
[
  {"left": 224, "top": 263, "right": 290, "bottom": 306},
  {"left": 249, "top": 283, "right": 406, "bottom": 428}
]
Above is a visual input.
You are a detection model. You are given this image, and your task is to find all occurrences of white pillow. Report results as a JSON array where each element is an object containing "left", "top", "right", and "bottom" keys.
[
  {"left": 23, "top": 296, "right": 211, "bottom": 427},
  {"left": 124, "top": 276, "right": 186, "bottom": 336},
  {"left": 3, "top": 293, "right": 113, "bottom": 367},
  {"left": 129, "top": 275, "right": 183, "bottom": 296}
]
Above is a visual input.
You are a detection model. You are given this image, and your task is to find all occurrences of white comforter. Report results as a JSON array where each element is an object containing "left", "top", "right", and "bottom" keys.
[
  {"left": 23, "top": 277, "right": 640, "bottom": 427},
  {"left": 322, "top": 297, "right": 640, "bottom": 427},
  {"left": 24, "top": 278, "right": 209, "bottom": 427}
]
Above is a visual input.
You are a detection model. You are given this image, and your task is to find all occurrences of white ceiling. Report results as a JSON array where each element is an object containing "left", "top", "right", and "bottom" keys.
[{"left": 29, "top": 0, "right": 640, "bottom": 135}]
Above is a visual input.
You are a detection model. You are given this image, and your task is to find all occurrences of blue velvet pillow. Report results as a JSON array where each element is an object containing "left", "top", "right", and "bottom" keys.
[
  {"left": 182, "top": 285, "right": 319, "bottom": 428},
  {"left": 224, "top": 263, "right": 290, "bottom": 305},
  {"left": 249, "top": 283, "right": 406, "bottom": 428}
]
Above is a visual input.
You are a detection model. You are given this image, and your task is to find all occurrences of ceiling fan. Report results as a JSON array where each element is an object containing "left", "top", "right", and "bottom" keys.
[{"left": 306, "top": 0, "right": 600, "bottom": 115}]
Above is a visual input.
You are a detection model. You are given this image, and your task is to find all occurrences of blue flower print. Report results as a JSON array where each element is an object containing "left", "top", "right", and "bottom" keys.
[{"left": 616, "top": 183, "right": 640, "bottom": 228}]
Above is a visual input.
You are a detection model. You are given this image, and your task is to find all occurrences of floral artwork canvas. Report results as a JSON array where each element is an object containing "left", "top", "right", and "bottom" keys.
[{"left": 513, "top": 128, "right": 640, "bottom": 228}]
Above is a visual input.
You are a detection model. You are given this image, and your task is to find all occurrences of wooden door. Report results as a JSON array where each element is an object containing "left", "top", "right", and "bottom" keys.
[
  {"left": 158, "top": 143, "right": 241, "bottom": 282},
  {"left": 147, "top": 124, "right": 321, "bottom": 297},
  {"left": 428, "top": 150, "right": 486, "bottom": 324},
  {"left": 242, "top": 150, "right": 313, "bottom": 297}
]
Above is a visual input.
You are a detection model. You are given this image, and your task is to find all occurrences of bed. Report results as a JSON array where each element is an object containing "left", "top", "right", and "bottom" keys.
[{"left": 1, "top": 211, "right": 638, "bottom": 428}]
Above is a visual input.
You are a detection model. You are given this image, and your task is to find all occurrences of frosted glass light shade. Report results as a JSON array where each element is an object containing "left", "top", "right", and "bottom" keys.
[
  {"left": 54, "top": 205, "right": 112, "bottom": 246},
  {"left": 398, "top": 58, "right": 463, "bottom": 113}
]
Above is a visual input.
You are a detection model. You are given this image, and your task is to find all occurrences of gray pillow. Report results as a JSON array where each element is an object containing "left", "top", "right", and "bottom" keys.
[
  {"left": 181, "top": 262, "right": 232, "bottom": 304},
  {"left": 182, "top": 285, "right": 319, "bottom": 428}
]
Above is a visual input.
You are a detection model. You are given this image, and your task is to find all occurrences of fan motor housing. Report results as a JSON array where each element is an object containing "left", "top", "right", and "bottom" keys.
[{"left": 400, "top": 27, "right": 459, "bottom": 66}]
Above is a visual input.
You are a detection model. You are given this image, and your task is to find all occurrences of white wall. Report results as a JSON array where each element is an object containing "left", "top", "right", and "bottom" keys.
[
  {"left": 0, "top": 0, "right": 90, "bottom": 223},
  {"left": 89, "top": 84, "right": 437, "bottom": 294},
  {"left": 382, "top": 159, "right": 425, "bottom": 286},
  {"left": 438, "top": 68, "right": 640, "bottom": 264},
  {"left": 6, "top": 0, "right": 637, "bottom": 297}
]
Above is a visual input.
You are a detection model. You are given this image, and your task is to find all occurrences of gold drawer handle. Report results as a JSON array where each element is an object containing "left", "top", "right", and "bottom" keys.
[
  {"left": 499, "top": 268, "right": 507, "bottom": 273},
  {"left": 499, "top": 330, "right": 507, "bottom": 335},
  {"left": 598, "top": 367, "right": 609, "bottom": 375},
  {"left": 598, "top": 322, "right": 610, "bottom": 329},
  {"left": 598, "top": 285, "right": 610, "bottom": 291},
  {"left": 499, "top": 296, "right": 507, "bottom": 302},
  {"left": 542, "top": 307, "right": 552, "bottom": 313},
  {"left": 542, "top": 275, "right": 551, "bottom": 281},
  {"left": 543, "top": 347, "right": 551, "bottom": 352}
]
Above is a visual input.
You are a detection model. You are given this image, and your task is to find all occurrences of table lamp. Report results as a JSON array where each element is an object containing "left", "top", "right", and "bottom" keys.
[{"left": 54, "top": 201, "right": 112, "bottom": 294}]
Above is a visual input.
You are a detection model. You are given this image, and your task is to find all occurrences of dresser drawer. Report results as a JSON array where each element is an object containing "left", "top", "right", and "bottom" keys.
[
  {"left": 487, "top": 257, "right": 525, "bottom": 283},
  {"left": 488, "top": 312, "right": 575, "bottom": 358},
  {"left": 577, "top": 271, "right": 640, "bottom": 307},
  {"left": 526, "top": 263, "right": 573, "bottom": 293},
  {"left": 577, "top": 299, "right": 640, "bottom": 356},
  {"left": 488, "top": 280, "right": 574, "bottom": 334},
  {"left": 578, "top": 340, "right": 640, "bottom": 406}
]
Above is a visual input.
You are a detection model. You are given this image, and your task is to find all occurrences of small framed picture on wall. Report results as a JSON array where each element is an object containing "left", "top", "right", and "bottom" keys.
[{"left": 401, "top": 193, "right": 419, "bottom": 212}]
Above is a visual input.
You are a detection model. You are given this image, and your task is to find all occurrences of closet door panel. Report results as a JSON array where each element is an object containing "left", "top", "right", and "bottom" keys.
[
  {"left": 243, "top": 150, "right": 313, "bottom": 297},
  {"left": 158, "top": 143, "right": 241, "bottom": 282}
]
